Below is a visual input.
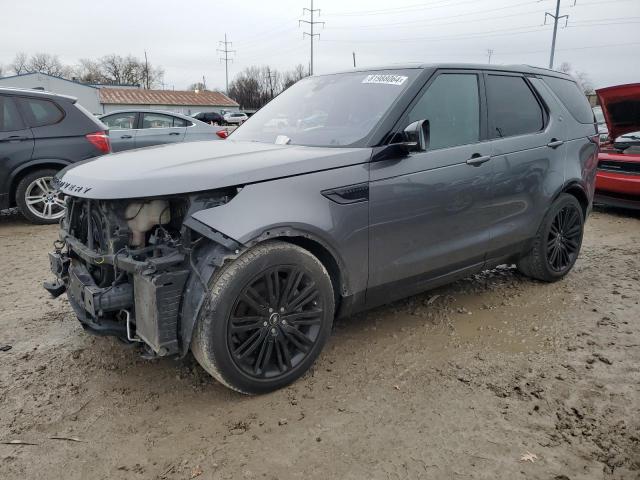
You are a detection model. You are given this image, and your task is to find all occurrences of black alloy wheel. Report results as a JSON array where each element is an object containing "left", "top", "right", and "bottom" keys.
[
  {"left": 228, "top": 266, "right": 323, "bottom": 379},
  {"left": 191, "top": 241, "right": 334, "bottom": 394},
  {"left": 546, "top": 204, "right": 582, "bottom": 272},
  {"left": 517, "top": 193, "right": 585, "bottom": 282}
]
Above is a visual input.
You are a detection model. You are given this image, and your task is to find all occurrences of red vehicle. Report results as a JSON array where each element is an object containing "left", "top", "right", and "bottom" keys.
[{"left": 595, "top": 83, "right": 640, "bottom": 209}]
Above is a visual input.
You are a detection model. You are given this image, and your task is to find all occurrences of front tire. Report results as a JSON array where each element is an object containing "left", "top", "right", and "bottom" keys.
[
  {"left": 517, "top": 193, "right": 584, "bottom": 282},
  {"left": 15, "top": 169, "right": 66, "bottom": 225},
  {"left": 191, "top": 241, "right": 335, "bottom": 394}
]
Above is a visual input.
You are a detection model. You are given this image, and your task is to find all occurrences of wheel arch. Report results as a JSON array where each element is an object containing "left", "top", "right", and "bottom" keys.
[
  {"left": 179, "top": 225, "right": 350, "bottom": 357},
  {"left": 8, "top": 160, "right": 70, "bottom": 207},
  {"left": 558, "top": 181, "right": 589, "bottom": 216}
]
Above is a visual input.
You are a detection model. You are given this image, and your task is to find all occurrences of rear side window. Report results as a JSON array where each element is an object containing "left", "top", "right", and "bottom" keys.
[
  {"left": 486, "top": 75, "right": 544, "bottom": 138},
  {"left": 407, "top": 73, "right": 480, "bottom": 150},
  {"left": 19, "top": 97, "right": 64, "bottom": 127},
  {"left": 0, "top": 96, "right": 24, "bottom": 132},
  {"left": 542, "top": 76, "right": 594, "bottom": 124},
  {"left": 142, "top": 113, "right": 174, "bottom": 128}
]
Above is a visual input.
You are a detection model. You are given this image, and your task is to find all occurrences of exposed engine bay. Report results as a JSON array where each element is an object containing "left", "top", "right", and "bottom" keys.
[{"left": 45, "top": 191, "right": 238, "bottom": 357}]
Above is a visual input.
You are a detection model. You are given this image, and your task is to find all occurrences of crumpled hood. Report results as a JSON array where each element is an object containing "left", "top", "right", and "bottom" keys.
[
  {"left": 56, "top": 140, "right": 370, "bottom": 199},
  {"left": 596, "top": 83, "right": 640, "bottom": 140}
]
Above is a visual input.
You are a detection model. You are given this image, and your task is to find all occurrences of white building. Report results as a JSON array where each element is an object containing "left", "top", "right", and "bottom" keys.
[
  {"left": 0, "top": 72, "right": 239, "bottom": 115},
  {"left": 0, "top": 72, "right": 101, "bottom": 113}
]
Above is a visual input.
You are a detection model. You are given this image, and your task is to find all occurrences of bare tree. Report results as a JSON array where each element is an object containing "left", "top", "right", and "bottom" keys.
[
  {"left": 79, "top": 54, "right": 163, "bottom": 87},
  {"left": 559, "top": 62, "right": 594, "bottom": 95},
  {"left": 25, "top": 53, "right": 71, "bottom": 77},
  {"left": 187, "top": 82, "right": 208, "bottom": 91},
  {"left": 11, "top": 52, "right": 28, "bottom": 75},
  {"left": 228, "top": 64, "right": 309, "bottom": 110}
]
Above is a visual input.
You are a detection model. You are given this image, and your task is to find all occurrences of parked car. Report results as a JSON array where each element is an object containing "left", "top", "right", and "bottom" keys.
[
  {"left": 192, "top": 111, "right": 225, "bottom": 126},
  {"left": 100, "top": 110, "right": 227, "bottom": 152},
  {"left": 0, "top": 87, "right": 109, "bottom": 224},
  {"left": 223, "top": 112, "right": 248, "bottom": 125},
  {"left": 46, "top": 64, "right": 598, "bottom": 394},
  {"left": 594, "top": 83, "right": 640, "bottom": 209}
]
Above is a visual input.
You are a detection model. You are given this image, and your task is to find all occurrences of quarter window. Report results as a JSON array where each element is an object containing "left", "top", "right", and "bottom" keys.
[
  {"left": 0, "top": 96, "right": 23, "bottom": 132},
  {"left": 407, "top": 73, "right": 480, "bottom": 150},
  {"left": 542, "top": 76, "right": 594, "bottom": 124},
  {"left": 172, "top": 116, "right": 188, "bottom": 127},
  {"left": 102, "top": 112, "right": 136, "bottom": 130},
  {"left": 19, "top": 97, "right": 64, "bottom": 127},
  {"left": 486, "top": 75, "right": 544, "bottom": 138}
]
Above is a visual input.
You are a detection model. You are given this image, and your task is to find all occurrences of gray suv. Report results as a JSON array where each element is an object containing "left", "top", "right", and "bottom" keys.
[
  {"left": 46, "top": 64, "right": 598, "bottom": 394},
  {"left": 0, "top": 87, "right": 110, "bottom": 223}
]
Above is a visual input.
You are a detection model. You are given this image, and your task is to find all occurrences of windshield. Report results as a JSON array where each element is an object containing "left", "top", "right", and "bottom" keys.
[{"left": 231, "top": 69, "right": 419, "bottom": 147}]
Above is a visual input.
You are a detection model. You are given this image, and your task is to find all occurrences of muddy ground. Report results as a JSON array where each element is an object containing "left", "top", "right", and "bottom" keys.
[{"left": 0, "top": 207, "right": 638, "bottom": 480}]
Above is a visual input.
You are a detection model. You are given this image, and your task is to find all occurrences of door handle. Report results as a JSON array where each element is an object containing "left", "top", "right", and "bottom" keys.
[
  {"left": 466, "top": 154, "right": 491, "bottom": 166},
  {"left": 547, "top": 139, "right": 564, "bottom": 149},
  {"left": 120, "top": 135, "right": 133, "bottom": 139},
  {"left": 168, "top": 132, "right": 180, "bottom": 136},
  {"left": 0, "top": 136, "right": 28, "bottom": 143}
]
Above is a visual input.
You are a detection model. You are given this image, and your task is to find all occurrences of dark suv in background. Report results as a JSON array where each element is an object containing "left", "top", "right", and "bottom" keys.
[{"left": 0, "top": 87, "right": 109, "bottom": 224}]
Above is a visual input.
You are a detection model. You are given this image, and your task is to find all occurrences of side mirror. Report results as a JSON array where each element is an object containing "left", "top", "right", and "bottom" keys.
[{"left": 401, "top": 119, "right": 429, "bottom": 152}]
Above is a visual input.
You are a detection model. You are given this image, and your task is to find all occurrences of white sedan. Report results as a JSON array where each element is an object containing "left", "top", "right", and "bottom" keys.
[{"left": 223, "top": 112, "right": 248, "bottom": 125}]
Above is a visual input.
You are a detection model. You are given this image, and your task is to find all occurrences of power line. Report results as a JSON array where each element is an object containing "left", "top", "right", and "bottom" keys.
[
  {"left": 217, "top": 33, "right": 235, "bottom": 93},
  {"left": 299, "top": 0, "right": 325, "bottom": 75},
  {"left": 325, "top": 0, "right": 490, "bottom": 17}
]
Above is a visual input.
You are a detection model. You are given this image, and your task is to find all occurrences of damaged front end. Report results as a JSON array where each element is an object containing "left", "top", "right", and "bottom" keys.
[{"left": 45, "top": 191, "right": 238, "bottom": 357}]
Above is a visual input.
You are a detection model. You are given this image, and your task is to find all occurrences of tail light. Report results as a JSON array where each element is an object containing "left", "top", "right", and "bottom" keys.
[
  {"left": 216, "top": 130, "right": 229, "bottom": 139},
  {"left": 86, "top": 131, "right": 111, "bottom": 153}
]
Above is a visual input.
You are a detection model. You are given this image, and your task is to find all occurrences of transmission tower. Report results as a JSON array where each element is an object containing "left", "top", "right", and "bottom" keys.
[
  {"left": 217, "top": 33, "right": 235, "bottom": 93},
  {"left": 299, "top": 0, "right": 325, "bottom": 75},
  {"left": 545, "top": 1, "right": 575, "bottom": 69}
]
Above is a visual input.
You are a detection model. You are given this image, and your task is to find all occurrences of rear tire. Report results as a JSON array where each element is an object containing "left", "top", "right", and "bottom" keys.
[
  {"left": 15, "top": 169, "right": 65, "bottom": 225},
  {"left": 191, "top": 241, "right": 335, "bottom": 394},
  {"left": 517, "top": 193, "right": 584, "bottom": 282}
]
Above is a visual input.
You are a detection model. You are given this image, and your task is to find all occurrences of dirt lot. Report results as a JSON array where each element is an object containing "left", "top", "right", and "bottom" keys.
[{"left": 0, "top": 207, "right": 638, "bottom": 480}]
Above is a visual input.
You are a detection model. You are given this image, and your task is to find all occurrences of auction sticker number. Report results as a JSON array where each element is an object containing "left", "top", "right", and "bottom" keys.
[{"left": 362, "top": 74, "right": 408, "bottom": 86}]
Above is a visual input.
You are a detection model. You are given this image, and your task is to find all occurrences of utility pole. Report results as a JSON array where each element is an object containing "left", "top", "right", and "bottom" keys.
[
  {"left": 202, "top": 75, "right": 207, "bottom": 90},
  {"left": 266, "top": 66, "right": 277, "bottom": 99},
  {"left": 299, "top": 0, "right": 325, "bottom": 75},
  {"left": 144, "top": 50, "right": 149, "bottom": 89},
  {"left": 353, "top": 52, "right": 356, "bottom": 68},
  {"left": 217, "top": 33, "right": 235, "bottom": 93},
  {"left": 545, "top": 0, "right": 572, "bottom": 69},
  {"left": 487, "top": 49, "right": 494, "bottom": 64}
]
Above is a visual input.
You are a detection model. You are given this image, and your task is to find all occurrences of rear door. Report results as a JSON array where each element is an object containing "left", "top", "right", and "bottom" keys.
[
  {"left": 101, "top": 112, "right": 138, "bottom": 152},
  {"left": 484, "top": 72, "right": 567, "bottom": 258},
  {"left": 0, "top": 95, "right": 34, "bottom": 200},
  {"left": 368, "top": 70, "right": 495, "bottom": 303},
  {"left": 135, "top": 113, "right": 187, "bottom": 149}
]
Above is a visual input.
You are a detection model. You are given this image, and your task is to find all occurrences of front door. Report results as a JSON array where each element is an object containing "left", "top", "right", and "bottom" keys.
[
  {"left": 368, "top": 71, "right": 495, "bottom": 304},
  {"left": 135, "top": 112, "right": 187, "bottom": 149}
]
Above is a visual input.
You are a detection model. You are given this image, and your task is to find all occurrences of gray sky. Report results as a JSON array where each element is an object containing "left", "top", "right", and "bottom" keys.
[{"left": 2, "top": 0, "right": 639, "bottom": 90}]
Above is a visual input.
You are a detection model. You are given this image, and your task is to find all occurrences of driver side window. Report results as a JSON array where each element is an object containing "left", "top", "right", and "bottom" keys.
[{"left": 407, "top": 73, "right": 480, "bottom": 150}]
